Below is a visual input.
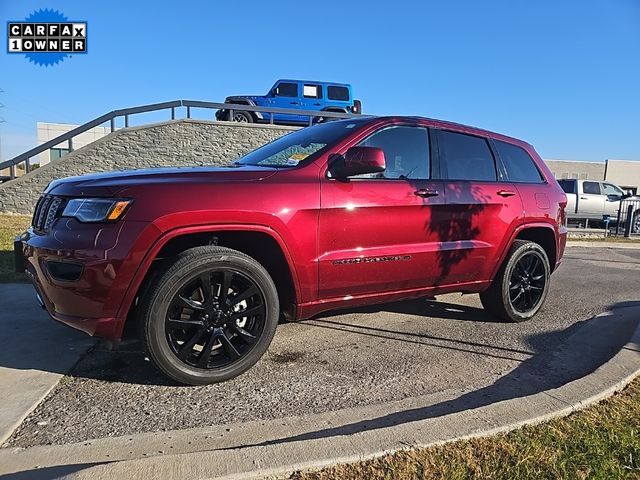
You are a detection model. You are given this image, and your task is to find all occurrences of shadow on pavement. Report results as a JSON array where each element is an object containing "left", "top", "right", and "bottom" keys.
[
  {"left": 0, "top": 462, "right": 106, "bottom": 480},
  {"left": 3, "top": 301, "right": 638, "bottom": 479},
  {"left": 0, "top": 297, "right": 526, "bottom": 386},
  {"left": 314, "top": 297, "right": 502, "bottom": 323},
  {"left": 216, "top": 300, "right": 640, "bottom": 450}
]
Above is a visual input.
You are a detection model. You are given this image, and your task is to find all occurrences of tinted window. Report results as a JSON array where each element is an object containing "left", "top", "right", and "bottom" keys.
[
  {"left": 602, "top": 183, "right": 623, "bottom": 196},
  {"left": 558, "top": 180, "right": 576, "bottom": 194},
  {"left": 303, "top": 84, "right": 321, "bottom": 98},
  {"left": 439, "top": 131, "right": 496, "bottom": 181},
  {"left": 275, "top": 82, "right": 298, "bottom": 97},
  {"left": 495, "top": 140, "right": 544, "bottom": 183},
  {"left": 354, "top": 126, "right": 430, "bottom": 179},
  {"left": 327, "top": 86, "right": 349, "bottom": 101},
  {"left": 583, "top": 181, "right": 601, "bottom": 195}
]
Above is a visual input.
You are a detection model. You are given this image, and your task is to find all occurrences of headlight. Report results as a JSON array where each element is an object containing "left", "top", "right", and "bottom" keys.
[{"left": 62, "top": 198, "right": 132, "bottom": 223}]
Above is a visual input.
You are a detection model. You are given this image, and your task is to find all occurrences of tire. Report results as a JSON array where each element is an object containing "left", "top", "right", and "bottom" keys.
[
  {"left": 633, "top": 211, "right": 640, "bottom": 234},
  {"left": 479, "top": 240, "right": 550, "bottom": 323},
  {"left": 230, "top": 110, "right": 253, "bottom": 123},
  {"left": 139, "top": 246, "right": 279, "bottom": 385}
]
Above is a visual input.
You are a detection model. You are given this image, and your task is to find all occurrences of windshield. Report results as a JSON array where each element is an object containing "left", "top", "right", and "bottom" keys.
[{"left": 234, "top": 119, "right": 368, "bottom": 168}]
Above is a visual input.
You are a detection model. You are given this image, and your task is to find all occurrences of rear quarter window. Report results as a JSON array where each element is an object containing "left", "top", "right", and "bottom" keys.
[
  {"left": 495, "top": 140, "right": 544, "bottom": 183},
  {"left": 327, "top": 86, "right": 350, "bottom": 101}
]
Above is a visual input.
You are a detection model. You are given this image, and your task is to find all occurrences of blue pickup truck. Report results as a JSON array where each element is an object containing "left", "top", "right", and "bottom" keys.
[{"left": 216, "top": 79, "right": 361, "bottom": 125}]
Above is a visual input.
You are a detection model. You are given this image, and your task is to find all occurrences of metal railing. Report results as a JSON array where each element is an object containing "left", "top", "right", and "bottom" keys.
[
  {"left": 615, "top": 198, "right": 640, "bottom": 237},
  {"left": 0, "top": 100, "right": 358, "bottom": 181}
]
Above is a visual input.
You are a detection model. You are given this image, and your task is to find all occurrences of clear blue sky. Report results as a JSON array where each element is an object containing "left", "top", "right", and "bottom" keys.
[{"left": 1, "top": 0, "right": 639, "bottom": 162}]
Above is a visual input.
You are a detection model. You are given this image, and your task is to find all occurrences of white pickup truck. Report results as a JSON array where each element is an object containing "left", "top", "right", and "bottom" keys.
[{"left": 557, "top": 179, "right": 639, "bottom": 231}]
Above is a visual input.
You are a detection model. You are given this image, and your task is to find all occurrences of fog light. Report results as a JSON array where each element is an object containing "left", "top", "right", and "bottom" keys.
[{"left": 47, "top": 261, "right": 83, "bottom": 282}]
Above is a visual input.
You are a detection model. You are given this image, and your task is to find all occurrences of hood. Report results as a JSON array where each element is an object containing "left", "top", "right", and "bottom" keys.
[{"left": 46, "top": 165, "right": 278, "bottom": 197}]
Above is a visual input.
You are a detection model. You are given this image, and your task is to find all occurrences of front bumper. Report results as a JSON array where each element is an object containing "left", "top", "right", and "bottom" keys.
[{"left": 15, "top": 219, "right": 155, "bottom": 340}]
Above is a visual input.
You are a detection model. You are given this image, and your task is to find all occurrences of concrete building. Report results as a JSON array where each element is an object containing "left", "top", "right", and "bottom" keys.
[
  {"left": 37, "top": 122, "right": 110, "bottom": 166},
  {"left": 1, "top": 122, "right": 110, "bottom": 179},
  {"left": 546, "top": 159, "right": 640, "bottom": 194}
]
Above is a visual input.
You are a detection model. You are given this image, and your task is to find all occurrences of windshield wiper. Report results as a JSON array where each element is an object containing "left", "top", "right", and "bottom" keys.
[{"left": 399, "top": 165, "right": 418, "bottom": 179}]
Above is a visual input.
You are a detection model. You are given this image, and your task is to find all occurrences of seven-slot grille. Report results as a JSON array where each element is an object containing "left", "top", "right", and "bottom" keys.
[{"left": 32, "top": 195, "right": 65, "bottom": 232}]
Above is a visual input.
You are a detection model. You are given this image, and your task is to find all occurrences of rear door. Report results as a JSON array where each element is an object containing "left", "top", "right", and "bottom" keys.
[
  {"left": 318, "top": 124, "right": 445, "bottom": 298},
  {"left": 434, "top": 129, "right": 523, "bottom": 284},
  {"left": 300, "top": 83, "right": 323, "bottom": 113}
]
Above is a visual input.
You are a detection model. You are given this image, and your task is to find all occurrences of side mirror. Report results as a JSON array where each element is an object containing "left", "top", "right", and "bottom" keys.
[{"left": 329, "top": 146, "right": 386, "bottom": 179}]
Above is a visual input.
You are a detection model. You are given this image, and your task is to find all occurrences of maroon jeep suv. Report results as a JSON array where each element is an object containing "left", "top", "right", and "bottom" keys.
[{"left": 16, "top": 116, "right": 567, "bottom": 385}]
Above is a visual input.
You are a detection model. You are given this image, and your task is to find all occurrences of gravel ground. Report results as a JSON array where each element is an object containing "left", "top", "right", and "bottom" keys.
[{"left": 5, "top": 246, "right": 640, "bottom": 448}]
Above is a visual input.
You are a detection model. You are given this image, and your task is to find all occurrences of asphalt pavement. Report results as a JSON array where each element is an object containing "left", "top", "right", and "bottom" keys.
[{"left": 2, "top": 245, "right": 639, "bottom": 450}]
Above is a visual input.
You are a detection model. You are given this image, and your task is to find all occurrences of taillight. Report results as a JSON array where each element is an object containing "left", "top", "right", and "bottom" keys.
[{"left": 559, "top": 198, "right": 568, "bottom": 227}]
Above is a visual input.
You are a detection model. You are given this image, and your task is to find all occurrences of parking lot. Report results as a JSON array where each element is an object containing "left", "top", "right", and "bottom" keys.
[{"left": 4, "top": 245, "right": 640, "bottom": 449}]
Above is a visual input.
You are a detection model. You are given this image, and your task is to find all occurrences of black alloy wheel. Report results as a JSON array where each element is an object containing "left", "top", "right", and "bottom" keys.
[
  {"left": 480, "top": 240, "right": 550, "bottom": 323},
  {"left": 140, "top": 246, "right": 279, "bottom": 385},
  {"left": 508, "top": 251, "right": 546, "bottom": 313},
  {"left": 165, "top": 269, "right": 265, "bottom": 369}
]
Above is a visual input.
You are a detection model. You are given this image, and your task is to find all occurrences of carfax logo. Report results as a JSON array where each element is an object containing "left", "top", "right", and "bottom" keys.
[{"left": 7, "top": 9, "right": 87, "bottom": 66}]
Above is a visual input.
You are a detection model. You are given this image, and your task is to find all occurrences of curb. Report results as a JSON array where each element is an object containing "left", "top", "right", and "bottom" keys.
[
  {"left": 1, "top": 308, "right": 639, "bottom": 480},
  {"left": 566, "top": 240, "right": 640, "bottom": 249}
]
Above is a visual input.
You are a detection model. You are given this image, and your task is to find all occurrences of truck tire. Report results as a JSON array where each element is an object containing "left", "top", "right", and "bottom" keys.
[
  {"left": 139, "top": 246, "right": 279, "bottom": 385},
  {"left": 230, "top": 110, "right": 253, "bottom": 123},
  {"left": 479, "top": 240, "right": 550, "bottom": 323},
  {"left": 633, "top": 211, "right": 640, "bottom": 234}
]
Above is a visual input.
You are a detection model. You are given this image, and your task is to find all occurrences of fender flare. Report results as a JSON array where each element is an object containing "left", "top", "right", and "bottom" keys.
[
  {"left": 491, "top": 222, "right": 559, "bottom": 280},
  {"left": 114, "top": 223, "right": 301, "bottom": 336},
  {"left": 223, "top": 97, "right": 263, "bottom": 120}
]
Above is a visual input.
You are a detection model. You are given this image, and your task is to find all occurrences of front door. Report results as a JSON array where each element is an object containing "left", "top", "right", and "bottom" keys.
[
  {"left": 579, "top": 181, "right": 605, "bottom": 217},
  {"left": 318, "top": 125, "right": 445, "bottom": 299},
  {"left": 602, "top": 182, "right": 625, "bottom": 216},
  {"left": 269, "top": 81, "right": 303, "bottom": 124}
]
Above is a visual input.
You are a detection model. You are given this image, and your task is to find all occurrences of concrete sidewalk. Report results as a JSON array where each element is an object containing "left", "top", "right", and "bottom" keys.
[
  {"left": 566, "top": 240, "right": 640, "bottom": 249},
  {"left": 0, "top": 284, "right": 94, "bottom": 446},
  {"left": 0, "top": 304, "right": 638, "bottom": 480}
]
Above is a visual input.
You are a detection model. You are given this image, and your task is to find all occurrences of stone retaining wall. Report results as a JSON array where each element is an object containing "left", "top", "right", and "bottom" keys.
[{"left": 0, "top": 120, "right": 296, "bottom": 214}]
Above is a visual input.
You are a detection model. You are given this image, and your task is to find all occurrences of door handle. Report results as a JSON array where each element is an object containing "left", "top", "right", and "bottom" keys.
[
  {"left": 497, "top": 190, "right": 517, "bottom": 197},
  {"left": 313, "top": 103, "right": 321, "bottom": 106},
  {"left": 290, "top": 101, "right": 299, "bottom": 105},
  {"left": 414, "top": 189, "right": 439, "bottom": 198},
  {"left": 580, "top": 196, "right": 588, "bottom": 200}
]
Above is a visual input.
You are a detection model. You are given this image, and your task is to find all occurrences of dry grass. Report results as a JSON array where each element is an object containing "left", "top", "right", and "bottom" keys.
[
  {"left": 0, "top": 214, "right": 31, "bottom": 282},
  {"left": 291, "top": 378, "right": 640, "bottom": 479}
]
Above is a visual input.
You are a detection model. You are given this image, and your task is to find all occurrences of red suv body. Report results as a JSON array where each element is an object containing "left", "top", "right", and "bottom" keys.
[{"left": 16, "top": 116, "right": 567, "bottom": 384}]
